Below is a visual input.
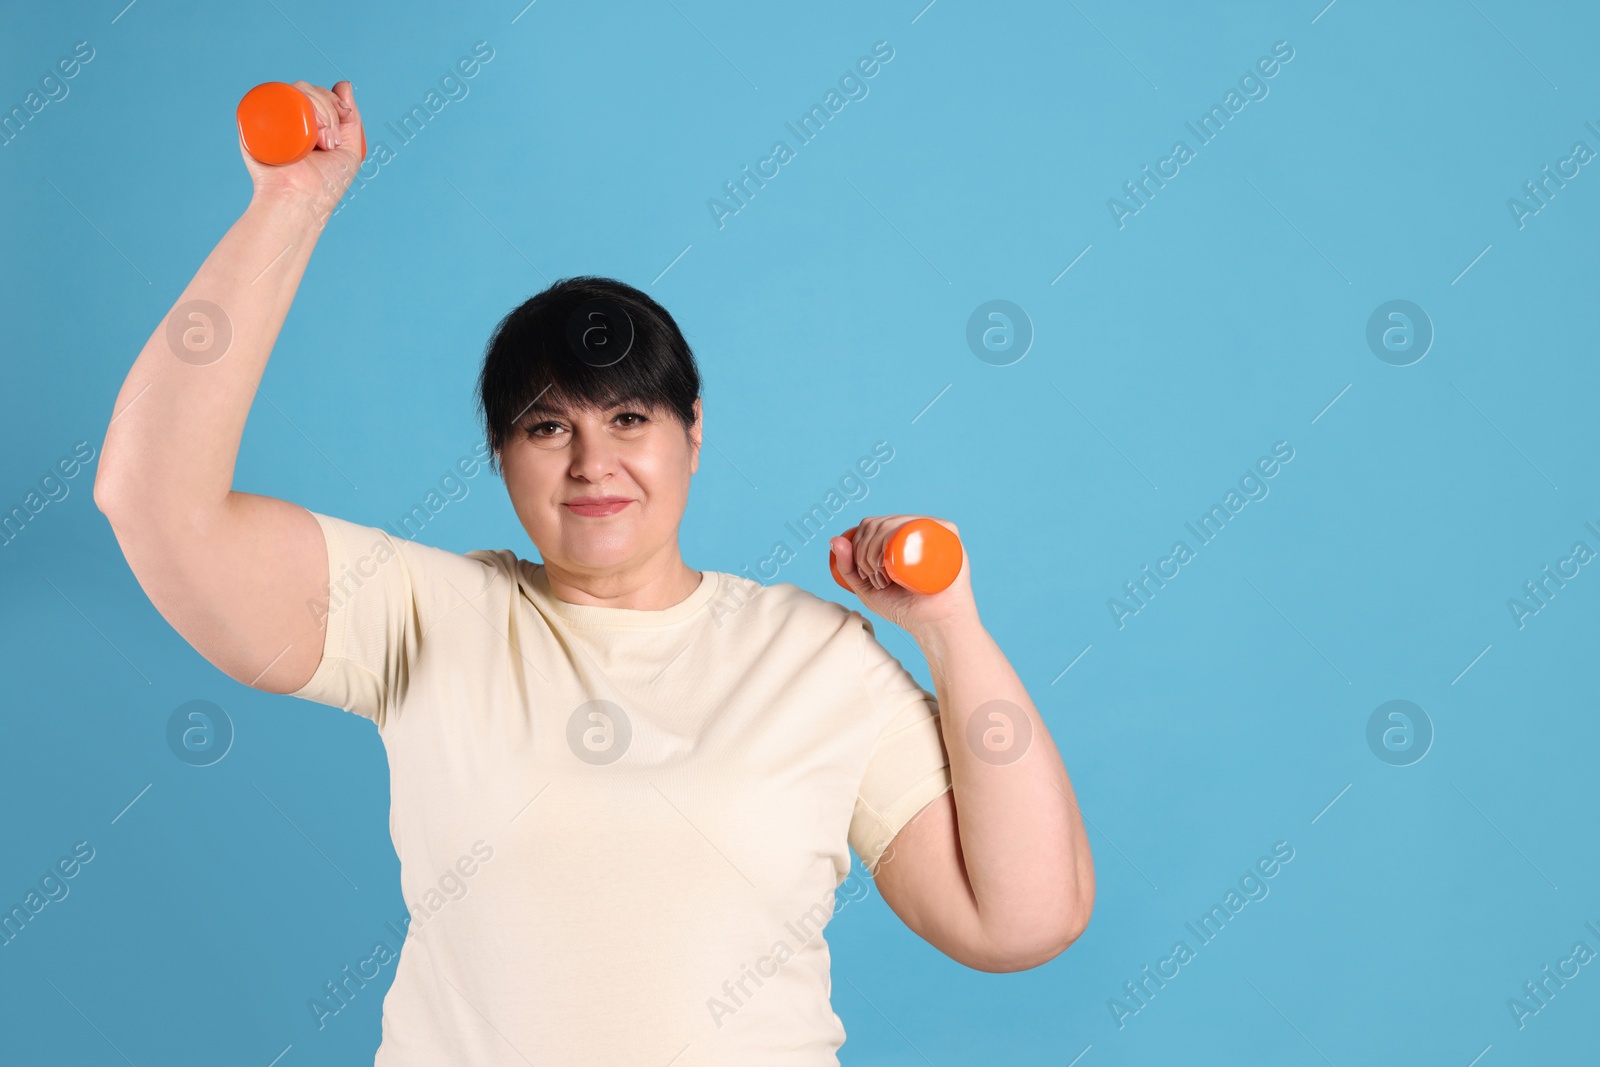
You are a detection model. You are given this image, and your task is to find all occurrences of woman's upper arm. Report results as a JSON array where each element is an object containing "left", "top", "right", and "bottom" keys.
[
  {"left": 100, "top": 490, "right": 331, "bottom": 694},
  {"left": 871, "top": 791, "right": 989, "bottom": 966},
  {"left": 875, "top": 793, "right": 1071, "bottom": 973}
]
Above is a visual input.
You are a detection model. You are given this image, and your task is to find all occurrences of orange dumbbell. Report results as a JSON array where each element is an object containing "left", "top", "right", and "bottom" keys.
[
  {"left": 236, "top": 82, "right": 365, "bottom": 165},
  {"left": 830, "top": 518, "right": 963, "bottom": 595}
]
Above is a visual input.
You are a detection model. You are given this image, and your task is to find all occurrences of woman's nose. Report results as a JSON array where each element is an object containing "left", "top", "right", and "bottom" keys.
[{"left": 568, "top": 432, "right": 619, "bottom": 481}]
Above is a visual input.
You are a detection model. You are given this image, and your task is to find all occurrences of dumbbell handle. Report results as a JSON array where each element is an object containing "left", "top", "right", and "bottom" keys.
[
  {"left": 829, "top": 518, "right": 963, "bottom": 596},
  {"left": 236, "top": 82, "right": 365, "bottom": 165}
]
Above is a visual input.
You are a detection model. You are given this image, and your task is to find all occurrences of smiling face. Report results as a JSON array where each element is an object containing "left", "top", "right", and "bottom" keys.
[{"left": 497, "top": 395, "right": 702, "bottom": 581}]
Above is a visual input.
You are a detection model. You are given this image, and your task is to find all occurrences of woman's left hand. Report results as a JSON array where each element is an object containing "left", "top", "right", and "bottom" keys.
[{"left": 828, "top": 515, "right": 978, "bottom": 639}]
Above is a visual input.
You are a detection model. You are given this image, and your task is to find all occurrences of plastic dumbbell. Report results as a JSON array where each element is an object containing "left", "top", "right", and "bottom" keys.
[
  {"left": 830, "top": 518, "right": 963, "bottom": 595},
  {"left": 236, "top": 82, "right": 364, "bottom": 165}
]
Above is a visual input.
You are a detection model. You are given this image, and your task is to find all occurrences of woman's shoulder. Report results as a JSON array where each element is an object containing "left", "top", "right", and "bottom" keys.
[
  {"left": 298, "top": 512, "right": 519, "bottom": 641},
  {"left": 704, "top": 570, "right": 862, "bottom": 634}
]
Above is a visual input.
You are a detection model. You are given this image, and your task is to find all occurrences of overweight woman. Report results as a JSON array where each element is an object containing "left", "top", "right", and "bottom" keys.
[{"left": 94, "top": 80, "right": 1094, "bottom": 1065}]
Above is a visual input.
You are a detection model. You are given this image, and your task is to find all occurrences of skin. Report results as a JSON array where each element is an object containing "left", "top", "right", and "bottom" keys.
[
  {"left": 833, "top": 523, "right": 1094, "bottom": 970},
  {"left": 94, "top": 80, "right": 365, "bottom": 696},
  {"left": 499, "top": 396, "right": 705, "bottom": 610},
  {"left": 94, "top": 79, "right": 1093, "bottom": 974}
]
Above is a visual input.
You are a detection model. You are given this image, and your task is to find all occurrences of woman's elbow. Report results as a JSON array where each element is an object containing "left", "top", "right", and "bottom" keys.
[
  {"left": 966, "top": 897, "right": 1094, "bottom": 973},
  {"left": 92, "top": 442, "right": 139, "bottom": 520},
  {"left": 92, "top": 464, "right": 125, "bottom": 519}
]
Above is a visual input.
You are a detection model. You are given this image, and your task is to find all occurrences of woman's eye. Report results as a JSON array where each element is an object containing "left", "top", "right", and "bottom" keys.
[{"left": 523, "top": 413, "right": 646, "bottom": 439}]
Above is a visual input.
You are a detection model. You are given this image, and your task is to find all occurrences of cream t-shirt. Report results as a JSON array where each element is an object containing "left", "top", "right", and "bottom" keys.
[{"left": 290, "top": 510, "right": 954, "bottom": 1066}]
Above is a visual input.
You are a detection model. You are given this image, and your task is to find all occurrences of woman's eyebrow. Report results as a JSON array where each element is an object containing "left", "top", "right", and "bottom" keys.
[
  {"left": 513, "top": 397, "right": 573, "bottom": 422},
  {"left": 515, "top": 398, "right": 644, "bottom": 423}
]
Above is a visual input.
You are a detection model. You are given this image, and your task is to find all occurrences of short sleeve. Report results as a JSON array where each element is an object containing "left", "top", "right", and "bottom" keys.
[
  {"left": 846, "top": 611, "right": 953, "bottom": 877},
  {"left": 290, "top": 510, "right": 497, "bottom": 728}
]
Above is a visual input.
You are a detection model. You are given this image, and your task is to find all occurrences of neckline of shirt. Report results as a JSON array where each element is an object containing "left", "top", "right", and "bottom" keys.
[{"left": 520, "top": 562, "right": 721, "bottom": 628}]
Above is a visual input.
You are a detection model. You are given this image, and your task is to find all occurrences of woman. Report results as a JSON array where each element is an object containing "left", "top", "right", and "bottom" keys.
[{"left": 94, "top": 80, "right": 1094, "bottom": 1065}]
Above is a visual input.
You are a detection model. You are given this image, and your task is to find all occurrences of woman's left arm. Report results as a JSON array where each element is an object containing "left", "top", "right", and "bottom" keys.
[{"left": 831, "top": 517, "right": 1095, "bottom": 973}]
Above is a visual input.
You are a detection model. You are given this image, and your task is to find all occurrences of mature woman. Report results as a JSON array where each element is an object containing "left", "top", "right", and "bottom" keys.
[{"left": 94, "top": 80, "right": 1094, "bottom": 1065}]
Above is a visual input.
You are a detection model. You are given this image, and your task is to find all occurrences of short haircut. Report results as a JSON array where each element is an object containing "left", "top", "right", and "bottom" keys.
[{"left": 476, "top": 276, "right": 702, "bottom": 471}]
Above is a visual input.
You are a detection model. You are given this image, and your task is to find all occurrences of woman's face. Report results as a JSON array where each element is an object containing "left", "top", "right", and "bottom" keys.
[{"left": 497, "top": 396, "right": 702, "bottom": 578}]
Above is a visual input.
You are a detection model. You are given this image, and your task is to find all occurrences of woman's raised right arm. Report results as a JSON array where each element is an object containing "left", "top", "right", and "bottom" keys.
[{"left": 94, "top": 80, "right": 364, "bottom": 695}]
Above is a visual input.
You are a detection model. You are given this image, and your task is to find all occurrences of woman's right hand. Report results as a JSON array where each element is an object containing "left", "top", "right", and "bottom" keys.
[{"left": 241, "top": 79, "right": 364, "bottom": 212}]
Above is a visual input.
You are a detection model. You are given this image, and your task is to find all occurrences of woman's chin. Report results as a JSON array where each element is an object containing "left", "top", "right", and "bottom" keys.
[{"left": 559, "top": 541, "right": 636, "bottom": 572}]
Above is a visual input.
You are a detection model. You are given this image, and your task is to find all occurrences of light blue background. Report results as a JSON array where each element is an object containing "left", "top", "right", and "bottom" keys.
[{"left": 3, "top": 1, "right": 1597, "bottom": 1064}]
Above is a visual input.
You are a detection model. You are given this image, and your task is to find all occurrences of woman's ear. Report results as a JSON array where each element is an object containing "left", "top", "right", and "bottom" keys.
[{"left": 688, "top": 397, "right": 703, "bottom": 473}]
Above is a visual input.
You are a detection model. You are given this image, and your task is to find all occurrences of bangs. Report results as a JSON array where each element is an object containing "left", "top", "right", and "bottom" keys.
[{"left": 476, "top": 276, "right": 702, "bottom": 470}]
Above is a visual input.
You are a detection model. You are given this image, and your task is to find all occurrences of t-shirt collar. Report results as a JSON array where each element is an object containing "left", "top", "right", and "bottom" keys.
[{"left": 519, "top": 563, "right": 720, "bottom": 628}]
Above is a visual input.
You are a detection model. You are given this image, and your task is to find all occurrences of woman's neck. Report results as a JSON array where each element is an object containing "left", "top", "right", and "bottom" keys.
[{"left": 542, "top": 552, "right": 701, "bottom": 611}]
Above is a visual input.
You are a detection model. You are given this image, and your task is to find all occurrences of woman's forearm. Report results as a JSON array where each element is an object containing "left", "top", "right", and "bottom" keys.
[
  {"left": 913, "top": 619, "right": 1096, "bottom": 952},
  {"left": 95, "top": 189, "right": 326, "bottom": 522}
]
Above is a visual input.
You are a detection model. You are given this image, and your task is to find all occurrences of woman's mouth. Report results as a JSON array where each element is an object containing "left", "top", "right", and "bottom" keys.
[{"left": 565, "top": 497, "right": 632, "bottom": 517}]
